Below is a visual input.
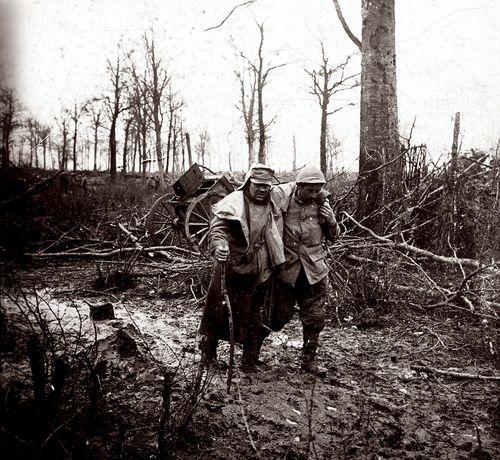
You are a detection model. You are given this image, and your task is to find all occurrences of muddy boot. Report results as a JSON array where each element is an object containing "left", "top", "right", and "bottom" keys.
[
  {"left": 240, "top": 331, "right": 260, "bottom": 373},
  {"left": 301, "top": 330, "right": 327, "bottom": 378},
  {"left": 199, "top": 335, "right": 218, "bottom": 367},
  {"left": 253, "top": 333, "right": 267, "bottom": 366}
]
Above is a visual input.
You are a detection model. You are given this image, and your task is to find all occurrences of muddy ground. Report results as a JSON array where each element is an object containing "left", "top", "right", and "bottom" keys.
[{"left": 1, "top": 258, "right": 499, "bottom": 459}]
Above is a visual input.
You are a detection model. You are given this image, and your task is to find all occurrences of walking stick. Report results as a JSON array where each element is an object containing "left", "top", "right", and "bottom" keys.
[{"left": 220, "top": 261, "right": 235, "bottom": 394}]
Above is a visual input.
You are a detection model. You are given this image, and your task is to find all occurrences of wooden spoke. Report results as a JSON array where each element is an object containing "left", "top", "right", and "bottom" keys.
[{"left": 146, "top": 193, "right": 186, "bottom": 247}]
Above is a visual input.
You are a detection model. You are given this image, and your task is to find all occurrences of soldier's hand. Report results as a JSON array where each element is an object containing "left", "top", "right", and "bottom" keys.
[
  {"left": 214, "top": 243, "right": 229, "bottom": 262},
  {"left": 319, "top": 201, "right": 336, "bottom": 224}
]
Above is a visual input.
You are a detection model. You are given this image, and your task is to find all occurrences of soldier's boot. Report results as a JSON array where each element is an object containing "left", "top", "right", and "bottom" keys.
[
  {"left": 300, "top": 330, "right": 327, "bottom": 378},
  {"left": 240, "top": 332, "right": 260, "bottom": 373},
  {"left": 199, "top": 335, "right": 218, "bottom": 368},
  {"left": 253, "top": 332, "right": 267, "bottom": 366}
]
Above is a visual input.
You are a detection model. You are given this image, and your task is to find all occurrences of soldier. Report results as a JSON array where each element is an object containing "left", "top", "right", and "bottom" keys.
[
  {"left": 272, "top": 165, "right": 340, "bottom": 376},
  {"left": 198, "top": 163, "right": 285, "bottom": 372}
]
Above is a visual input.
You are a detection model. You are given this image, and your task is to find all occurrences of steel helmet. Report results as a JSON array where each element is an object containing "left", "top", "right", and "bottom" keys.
[{"left": 296, "top": 165, "right": 326, "bottom": 184}]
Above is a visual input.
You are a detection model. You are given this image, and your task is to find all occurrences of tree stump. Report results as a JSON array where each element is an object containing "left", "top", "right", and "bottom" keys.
[{"left": 89, "top": 302, "right": 115, "bottom": 321}]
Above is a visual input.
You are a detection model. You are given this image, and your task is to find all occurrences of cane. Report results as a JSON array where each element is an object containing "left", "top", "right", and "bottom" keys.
[{"left": 220, "top": 261, "right": 235, "bottom": 394}]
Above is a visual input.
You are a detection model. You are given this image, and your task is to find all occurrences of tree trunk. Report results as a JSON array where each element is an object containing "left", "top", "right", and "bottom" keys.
[
  {"left": 62, "top": 127, "right": 68, "bottom": 171},
  {"left": 181, "top": 130, "right": 185, "bottom": 172},
  {"left": 292, "top": 135, "right": 297, "bottom": 171},
  {"left": 122, "top": 119, "right": 132, "bottom": 175},
  {"left": 42, "top": 138, "right": 47, "bottom": 170},
  {"left": 72, "top": 122, "right": 78, "bottom": 171},
  {"left": 449, "top": 112, "right": 461, "bottom": 248},
  {"left": 109, "top": 119, "right": 117, "bottom": 182},
  {"left": 132, "top": 131, "right": 138, "bottom": 173},
  {"left": 319, "top": 84, "right": 329, "bottom": 176},
  {"left": 93, "top": 125, "right": 98, "bottom": 171},
  {"left": 166, "top": 111, "right": 173, "bottom": 174},
  {"left": 185, "top": 131, "right": 193, "bottom": 168},
  {"left": 154, "top": 116, "right": 166, "bottom": 188},
  {"left": 257, "top": 78, "right": 266, "bottom": 163},
  {"left": 357, "top": 0, "right": 401, "bottom": 230},
  {"left": 141, "top": 115, "right": 147, "bottom": 178}
]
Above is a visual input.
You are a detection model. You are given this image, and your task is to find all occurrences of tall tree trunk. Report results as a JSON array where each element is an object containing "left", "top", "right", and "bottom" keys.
[
  {"left": 166, "top": 112, "right": 173, "bottom": 174},
  {"left": 357, "top": 0, "right": 400, "bottom": 229},
  {"left": 292, "top": 135, "right": 297, "bottom": 171},
  {"left": 181, "top": 130, "right": 185, "bottom": 172},
  {"left": 257, "top": 78, "right": 266, "bottom": 163},
  {"left": 185, "top": 131, "right": 193, "bottom": 168},
  {"left": 132, "top": 131, "right": 138, "bottom": 173},
  {"left": 72, "top": 122, "right": 78, "bottom": 171},
  {"left": 93, "top": 126, "right": 98, "bottom": 171},
  {"left": 449, "top": 112, "right": 461, "bottom": 248},
  {"left": 154, "top": 117, "right": 165, "bottom": 188},
  {"left": 109, "top": 119, "right": 117, "bottom": 182},
  {"left": 141, "top": 117, "right": 147, "bottom": 178},
  {"left": 319, "top": 84, "right": 329, "bottom": 176},
  {"left": 42, "top": 138, "right": 47, "bottom": 170},
  {"left": 122, "top": 118, "right": 132, "bottom": 175},
  {"left": 62, "top": 127, "right": 68, "bottom": 171}
]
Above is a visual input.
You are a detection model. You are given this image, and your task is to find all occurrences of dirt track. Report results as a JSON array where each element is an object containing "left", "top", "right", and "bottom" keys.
[{"left": 1, "top": 259, "right": 499, "bottom": 459}]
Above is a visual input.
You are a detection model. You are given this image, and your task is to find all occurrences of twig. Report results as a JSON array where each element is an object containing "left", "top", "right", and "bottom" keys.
[
  {"left": 343, "top": 212, "right": 498, "bottom": 270},
  {"left": 235, "top": 379, "right": 259, "bottom": 456},
  {"left": 205, "top": 1, "right": 257, "bottom": 32},
  {"left": 410, "top": 365, "right": 500, "bottom": 381}
]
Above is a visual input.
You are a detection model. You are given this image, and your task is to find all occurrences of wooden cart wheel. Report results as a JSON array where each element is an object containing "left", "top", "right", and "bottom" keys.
[
  {"left": 184, "top": 191, "right": 225, "bottom": 254},
  {"left": 146, "top": 193, "right": 186, "bottom": 246}
]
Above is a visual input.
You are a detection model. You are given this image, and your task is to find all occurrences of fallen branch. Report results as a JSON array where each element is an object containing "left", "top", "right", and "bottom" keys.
[
  {"left": 423, "top": 301, "right": 499, "bottom": 322},
  {"left": 25, "top": 245, "right": 202, "bottom": 261},
  {"left": 344, "top": 212, "right": 498, "bottom": 270},
  {"left": 117, "top": 222, "right": 142, "bottom": 249},
  {"left": 410, "top": 365, "right": 500, "bottom": 381}
]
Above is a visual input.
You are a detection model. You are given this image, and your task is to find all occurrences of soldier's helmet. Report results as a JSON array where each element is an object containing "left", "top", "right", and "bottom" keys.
[
  {"left": 296, "top": 165, "right": 326, "bottom": 185},
  {"left": 237, "top": 163, "right": 274, "bottom": 190}
]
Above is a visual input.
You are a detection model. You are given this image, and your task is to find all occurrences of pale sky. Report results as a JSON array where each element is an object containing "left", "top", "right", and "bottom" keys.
[{"left": 1, "top": 0, "right": 499, "bottom": 171}]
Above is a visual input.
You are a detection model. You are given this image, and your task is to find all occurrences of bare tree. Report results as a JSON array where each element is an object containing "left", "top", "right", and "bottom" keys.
[
  {"left": 306, "top": 43, "right": 358, "bottom": 176},
  {"left": 195, "top": 130, "right": 210, "bottom": 166},
  {"left": 332, "top": 0, "right": 401, "bottom": 229},
  {"left": 39, "top": 124, "right": 51, "bottom": 170},
  {"left": 165, "top": 87, "right": 184, "bottom": 176},
  {"left": 26, "top": 117, "right": 41, "bottom": 168},
  {"left": 240, "top": 23, "right": 286, "bottom": 164},
  {"left": 235, "top": 68, "right": 257, "bottom": 167},
  {"left": 122, "top": 117, "right": 133, "bottom": 174},
  {"left": 70, "top": 101, "right": 88, "bottom": 171},
  {"left": 55, "top": 110, "right": 71, "bottom": 171},
  {"left": 104, "top": 53, "right": 130, "bottom": 182},
  {"left": 143, "top": 34, "right": 171, "bottom": 189},
  {"left": 326, "top": 129, "right": 342, "bottom": 178},
  {"left": 129, "top": 69, "right": 149, "bottom": 178},
  {"left": 88, "top": 99, "right": 103, "bottom": 171},
  {"left": 1, "top": 85, "right": 21, "bottom": 169}
]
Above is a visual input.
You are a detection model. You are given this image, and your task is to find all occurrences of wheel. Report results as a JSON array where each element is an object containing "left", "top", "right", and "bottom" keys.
[
  {"left": 184, "top": 191, "right": 225, "bottom": 254},
  {"left": 146, "top": 193, "right": 186, "bottom": 246}
]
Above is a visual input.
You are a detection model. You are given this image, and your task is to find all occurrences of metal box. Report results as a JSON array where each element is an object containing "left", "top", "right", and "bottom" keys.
[{"left": 173, "top": 164, "right": 205, "bottom": 197}]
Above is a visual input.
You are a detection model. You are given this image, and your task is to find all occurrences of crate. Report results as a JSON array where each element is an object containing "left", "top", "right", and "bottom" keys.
[{"left": 173, "top": 164, "right": 205, "bottom": 197}]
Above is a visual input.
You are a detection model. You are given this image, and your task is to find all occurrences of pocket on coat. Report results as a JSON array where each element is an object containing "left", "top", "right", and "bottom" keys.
[{"left": 307, "top": 249, "right": 326, "bottom": 263}]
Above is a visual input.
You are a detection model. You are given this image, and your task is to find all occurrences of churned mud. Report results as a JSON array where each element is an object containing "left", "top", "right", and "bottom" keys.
[{"left": 1, "top": 259, "right": 498, "bottom": 459}]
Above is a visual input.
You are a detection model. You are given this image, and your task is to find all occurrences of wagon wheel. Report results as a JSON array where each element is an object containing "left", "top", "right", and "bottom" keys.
[
  {"left": 185, "top": 191, "right": 225, "bottom": 254},
  {"left": 146, "top": 193, "right": 186, "bottom": 247}
]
